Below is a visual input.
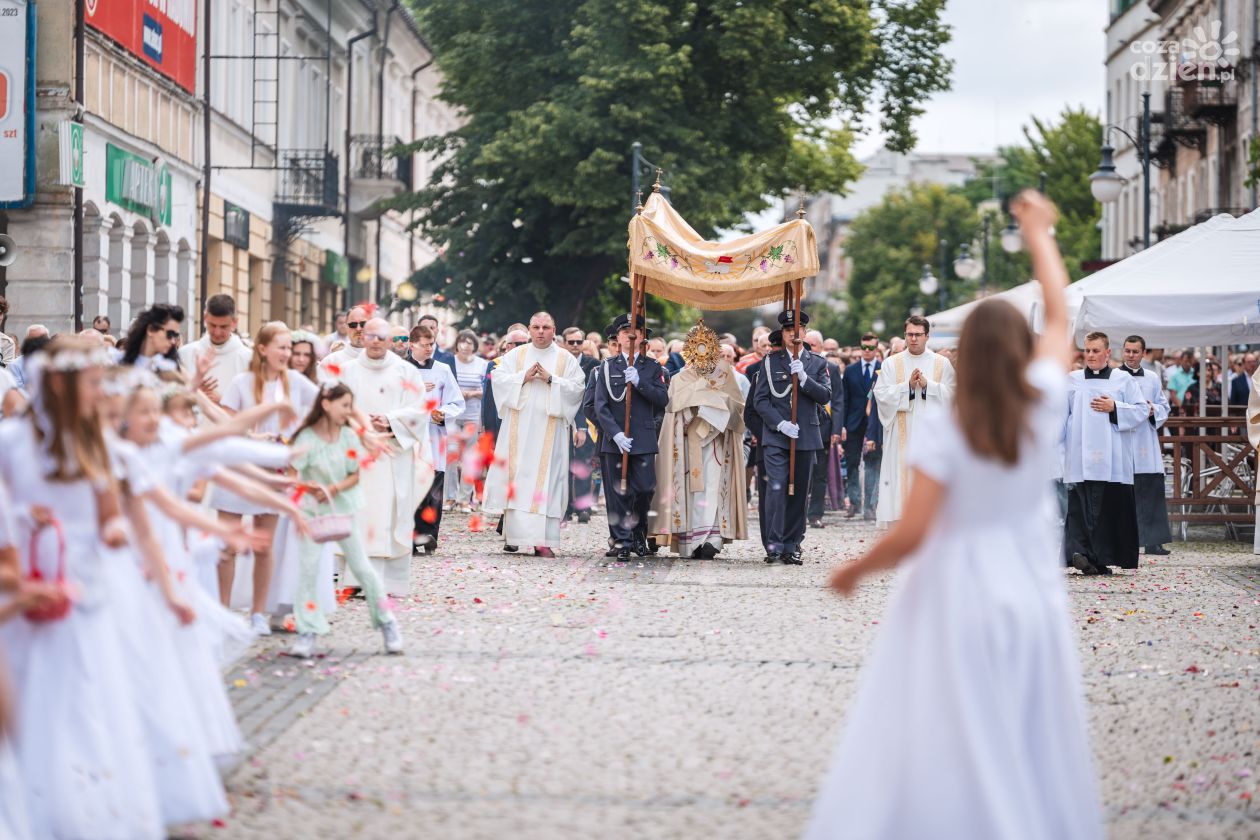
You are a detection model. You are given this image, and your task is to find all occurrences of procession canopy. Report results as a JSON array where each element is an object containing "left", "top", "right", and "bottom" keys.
[{"left": 626, "top": 192, "right": 819, "bottom": 310}]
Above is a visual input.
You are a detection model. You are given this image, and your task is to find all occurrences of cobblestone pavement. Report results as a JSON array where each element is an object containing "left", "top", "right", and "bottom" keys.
[{"left": 192, "top": 510, "right": 1259, "bottom": 840}]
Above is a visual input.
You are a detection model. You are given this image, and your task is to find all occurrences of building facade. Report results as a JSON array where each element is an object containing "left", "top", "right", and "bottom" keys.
[
  {"left": 1101, "top": 0, "right": 1258, "bottom": 260},
  {"left": 795, "top": 148, "right": 995, "bottom": 308},
  {"left": 1, "top": 0, "right": 456, "bottom": 341}
]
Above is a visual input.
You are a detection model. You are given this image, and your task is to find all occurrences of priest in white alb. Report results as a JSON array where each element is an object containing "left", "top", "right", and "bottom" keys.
[
  {"left": 318, "top": 304, "right": 369, "bottom": 382},
  {"left": 1061, "top": 331, "right": 1147, "bottom": 575},
  {"left": 482, "top": 312, "right": 585, "bottom": 557},
  {"left": 651, "top": 321, "right": 747, "bottom": 559},
  {"left": 324, "top": 317, "right": 433, "bottom": 595},
  {"left": 871, "top": 315, "right": 955, "bottom": 526},
  {"left": 1119, "top": 334, "right": 1173, "bottom": 556}
]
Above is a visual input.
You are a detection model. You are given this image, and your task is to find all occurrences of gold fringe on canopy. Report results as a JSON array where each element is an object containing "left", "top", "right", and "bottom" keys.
[{"left": 626, "top": 192, "right": 819, "bottom": 310}]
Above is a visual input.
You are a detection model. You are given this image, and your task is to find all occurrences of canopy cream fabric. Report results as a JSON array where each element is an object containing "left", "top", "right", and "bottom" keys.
[{"left": 626, "top": 192, "right": 819, "bottom": 310}]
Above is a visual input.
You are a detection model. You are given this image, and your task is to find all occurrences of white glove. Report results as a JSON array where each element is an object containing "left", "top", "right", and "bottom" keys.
[
  {"left": 623, "top": 365, "right": 640, "bottom": 386},
  {"left": 790, "top": 358, "right": 807, "bottom": 382},
  {"left": 613, "top": 432, "right": 634, "bottom": 453},
  {"left": 776, "top": 421, "right": 800, "bottom": 439}
]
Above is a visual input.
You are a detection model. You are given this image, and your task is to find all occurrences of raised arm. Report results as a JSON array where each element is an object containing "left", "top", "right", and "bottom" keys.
[{"left": 1010, "top": 190, "right": 1072, "bottom": 371}]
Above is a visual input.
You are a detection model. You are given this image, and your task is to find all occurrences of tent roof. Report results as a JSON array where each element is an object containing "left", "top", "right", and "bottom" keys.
[
  {"left": 926, "top": 281, "right": 1044, "bottom": 348},
  {"left": 626, "top": 192, "right": 819, "bottom": 310},
  {"left": 1071, "top": 209, "right": 1260, "bottom": 347}
]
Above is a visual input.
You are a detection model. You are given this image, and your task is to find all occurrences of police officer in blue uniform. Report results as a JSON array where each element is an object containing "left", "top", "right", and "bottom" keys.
[
  {"left": 592, "top": 313, "right": 670, "bottom": 560},
  {"left": 752, "top": 308, "right": 832, "bottom": 564}
]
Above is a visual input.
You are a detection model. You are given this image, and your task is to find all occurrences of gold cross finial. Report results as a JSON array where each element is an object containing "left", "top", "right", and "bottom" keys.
[
  {"left": 653, "top": 169, "right": 663, "bottom": 192},
  {"left": 796, "top": 198, "right": 807, "bottom": 219},
  {"left": 635, "top": 190, "right": 644, "bottom": 213}
]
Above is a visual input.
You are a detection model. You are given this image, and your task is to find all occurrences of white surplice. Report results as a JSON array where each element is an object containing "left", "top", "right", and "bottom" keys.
[
  {"left": 872, "top": 348, "right": 955, "bottom": 526},
  {"left": 318, "top": 345, "right": 363, "bottom": 384},
  {"left": 482, "top": 342, "right": 585, "bottom": 549},
  {"left": 1120, "top": 364, "right": 1171, "bottom": 476},
  {"left": 1061, "top": 368, "right": 1146, "bottom": 485},
  {"left": 325, "top": 351, "right": 433, "bottom": 594}
]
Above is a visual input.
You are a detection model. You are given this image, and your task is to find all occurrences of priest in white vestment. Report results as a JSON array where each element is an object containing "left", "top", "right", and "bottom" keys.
[
  {"left": 482, "top": 312, "right": 585, "bottom": 556},
  {"left": 324, "top": 317, "right": 433, "bottom": 595},
  {"left": 1120, "top": 335, "right": 1173, "bottom": 554},
  {"left": 651, "top": 323, "right": 747, "bottom": 558},
  {"left": 872, "top": 315, "right": 955, "bottom": 526},
  {"left": 318, "top": 304, "right": 369, "bottom": 383}
]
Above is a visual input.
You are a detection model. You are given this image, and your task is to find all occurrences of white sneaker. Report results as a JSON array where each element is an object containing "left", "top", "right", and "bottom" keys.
[
  {"left": 287, "top": 633, "right": 316, "bottom": 659},
  {"left": 381, "top": 618, "right": 404, "bottom": 655},
  {"left": 250, "top": 613, "right": 272, "bottom": 636}
]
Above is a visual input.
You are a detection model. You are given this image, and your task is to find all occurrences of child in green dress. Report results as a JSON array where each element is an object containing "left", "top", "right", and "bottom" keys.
[{"left": 287, "top": 383, "right": 404, "bottom": 658}]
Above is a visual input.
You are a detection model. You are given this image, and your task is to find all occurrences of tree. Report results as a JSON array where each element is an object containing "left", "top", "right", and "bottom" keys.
[
  {"left": 960, "top": 107, "right": 1103, "bottom": 280},
  {"left": 394, "top": 0, "right": 953, "bottom": 331},
  {"left": 837, "top": 182, "right": 979, "bottom": 343}
]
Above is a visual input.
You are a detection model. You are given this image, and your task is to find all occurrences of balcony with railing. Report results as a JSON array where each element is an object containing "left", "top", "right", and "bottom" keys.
[
  {"left": 1181, "top": 69, "right": 1239, "bottom": 125},
  {"left": 1153, "top": 87, "right": 1206, "bottom": 168},
  {"left": 274, "top": 149, "right": 340, "bottom": 217},
  {"left": 347, "top": 135, "right": 412, "bottom": 219}
]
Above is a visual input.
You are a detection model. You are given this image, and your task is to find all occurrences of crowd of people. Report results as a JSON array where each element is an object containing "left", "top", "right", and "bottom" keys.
[{"left": 0, "top": 185, "right": 1255, "bottom": 837}]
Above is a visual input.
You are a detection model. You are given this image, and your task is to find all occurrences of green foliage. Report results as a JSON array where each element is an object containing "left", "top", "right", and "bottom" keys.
[
  {"left": 840, "top": 182, "right": 979, "bottom": 342},
  {"left": 1244, "top": 136, "right": 1260, "bottom": 190},
  {"left": 961, "top": 107, "right": 1103, "bottom": 279},
  {"left": 393, "top": 0, "right": 953, "bottom": 331}
]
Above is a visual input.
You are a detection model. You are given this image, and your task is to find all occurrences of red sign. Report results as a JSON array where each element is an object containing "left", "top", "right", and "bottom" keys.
[{"left": 87, "top": 0, "right": 198, "bottom": 94}]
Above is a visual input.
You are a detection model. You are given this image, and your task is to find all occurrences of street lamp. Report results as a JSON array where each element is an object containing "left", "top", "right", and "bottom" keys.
[
  {"left": 918, "top": 264, "right": 939, "bottom": 297},
  {"left": 1000, "top": 217, "right": 1023, "bottom": 253},
  {"left": 630, "top": 141, "right": 669, "bottom": 212},
  {"left": 1090, "top": 90, "right": 1152, "bottom": 250},
  {"left": 953, "top": 243, "right": 981, "bottom": 281},
  {"left": 871, "top": 318, "right": 886, "bottom": 335}
]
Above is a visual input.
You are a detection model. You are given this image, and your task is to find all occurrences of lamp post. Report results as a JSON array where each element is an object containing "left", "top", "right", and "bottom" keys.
[
  {"left": 1090, "top": 90, "right": 1152, "bottom": 250},
  {"left": 630, "top": 142, "right": 669, "bottom": 211},
  {"left": 918, "top": 264, "right": 939, "bottom": 316}
]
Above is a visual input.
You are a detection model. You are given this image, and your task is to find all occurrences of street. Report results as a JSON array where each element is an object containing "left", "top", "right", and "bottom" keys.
[{"left": 207, "top": 511, "right": 1259, "bottom": 840}]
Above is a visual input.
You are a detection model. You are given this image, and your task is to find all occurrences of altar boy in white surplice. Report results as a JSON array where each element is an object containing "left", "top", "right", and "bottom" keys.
[
  {"left": 872, "top": 315, "right": 955, "bottom": 526},
  {"left": 482, "top": 312, "right": 585, "bottom": 556}
]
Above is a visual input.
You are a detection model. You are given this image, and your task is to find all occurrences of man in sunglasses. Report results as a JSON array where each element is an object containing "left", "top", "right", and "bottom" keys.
[
  {"left": 562, "top": 327, "right": 598, "bottom": 524},
  {"left": 841, "top": 333, "right": 882, "bottom": 519},
  {"left": 325, "top": 316, "right": 432, "bottom": 596},
  {"left": 178, "top": 293, "right": 254, "bottom": 404},
  {"left": 319, "top": 304, "right": 370, "bottom": 383}
]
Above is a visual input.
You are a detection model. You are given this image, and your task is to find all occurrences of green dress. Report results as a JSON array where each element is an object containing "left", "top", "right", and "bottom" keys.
[{"left": 291, "top": 426, "right": 366, "bottom": 514}]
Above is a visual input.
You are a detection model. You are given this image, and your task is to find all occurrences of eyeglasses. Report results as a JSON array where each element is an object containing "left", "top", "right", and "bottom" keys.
[
  {"left": 566, "top": 339, "right": 584, "bottom": 346},
  {"left": 364, "top": 333, "right": 391, "bottom": 342},
  {"left": 905, "top": 332, "right": 926, "bottom": 339},
  {"left": 347, "top": 321, "right": 367, "bottom": 330},
  {"left": 391, "top": 335, "right": 409, "bottom": 343},
  {"left": 860, "top": 344, "right": 877, "bottom": 350},
  {"left": 165, "top": 329, "right": 181, "bottom": 341}
]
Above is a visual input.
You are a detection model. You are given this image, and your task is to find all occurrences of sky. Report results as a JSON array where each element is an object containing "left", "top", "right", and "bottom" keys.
[
  {"left": 852, "top": 0, "right": 1108, "bottom": 159},
  {"left": 743, "top": 0, "right": 1109, "bottom": 232}
]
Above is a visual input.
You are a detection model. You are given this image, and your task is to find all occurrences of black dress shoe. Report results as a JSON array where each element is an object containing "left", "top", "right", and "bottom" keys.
[
  {"left": 1069, "top": 552, "right": 1101, "bottom": 576},
  {"left": 577, "top": 511, "right": 591, "bottom": 523},
  {"left": 845, "top": 509, "right": 858, "bottom": 519},
  {"left": 1145, "top": 545, "right": 1171, "bottom": 556},
  {"left": 696, "top": 543, "right": 719, "bottom": 560},
  {"left": 784, "top": 551, "right": 804, "bottom": 565},
  {"left": 616, "top": 547, "right": 631, "bottom": 562},
  {"left": 632, "top": 538, "right": 649, "bottom": 557},
  {"left": 605, "top": 547, "right": 622, "bottom": 558},
  {"left": 764, "top": 553, "right": 781, "bottom": 564},
  {"left": 809, "top": 518, "right": 826, "bottom": 529},
  {"left": 504, "top": 545, "right": 519, "bottom": 553}
]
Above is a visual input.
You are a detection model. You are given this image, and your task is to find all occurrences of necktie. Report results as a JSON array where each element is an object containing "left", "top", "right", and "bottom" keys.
[{"left": 863, "top": 364, "right": 871, "bottom": 388}]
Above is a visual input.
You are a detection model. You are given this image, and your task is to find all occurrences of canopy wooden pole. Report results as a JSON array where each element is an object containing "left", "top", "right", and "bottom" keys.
[{"left": 788, "top": 277, "right": 802, "bottom": 495}]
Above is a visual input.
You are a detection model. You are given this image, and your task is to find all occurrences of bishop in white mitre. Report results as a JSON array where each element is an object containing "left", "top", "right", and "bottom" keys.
[
  {"left": 871, "top": 317, "right": 955, "bottom": 526},
  {"left": 324, "top": 317, "right": 433, "bottom": 595},
  {"left": 482, "top": 313, "right": 585, "bottom": 556}
]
